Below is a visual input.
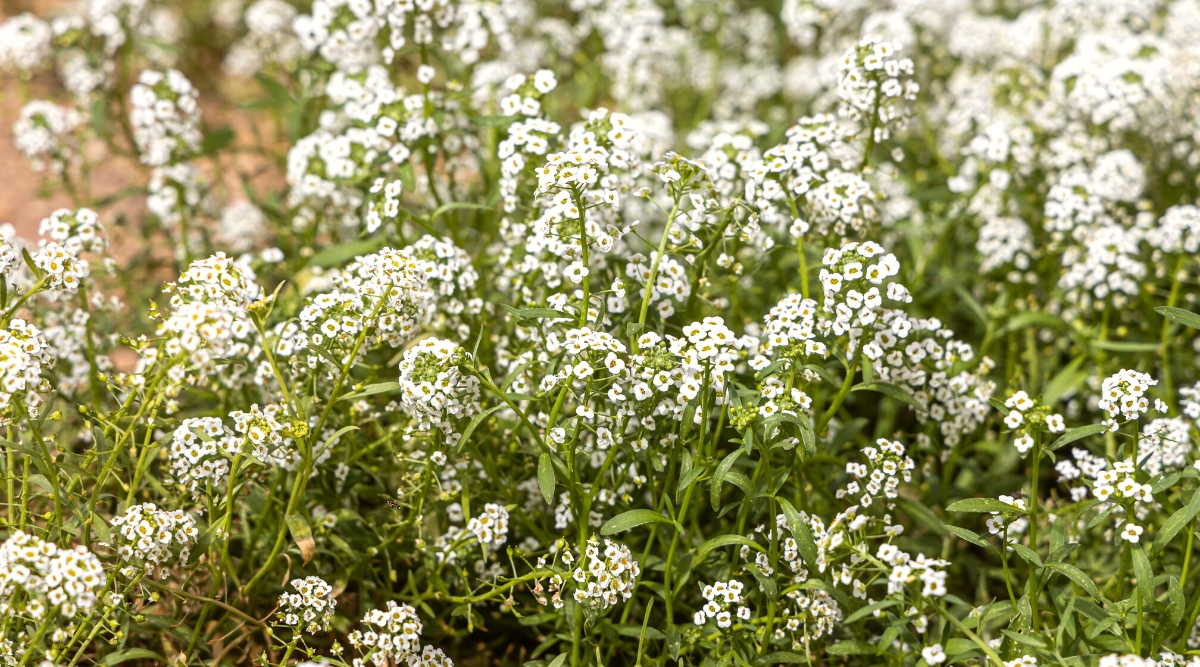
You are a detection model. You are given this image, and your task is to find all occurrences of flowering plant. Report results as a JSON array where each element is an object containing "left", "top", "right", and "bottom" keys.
[{"left": 1, "top": 0, "right": 1200, "bottom": 666}]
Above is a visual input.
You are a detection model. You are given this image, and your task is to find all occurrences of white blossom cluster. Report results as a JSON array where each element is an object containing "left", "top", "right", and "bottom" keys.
[
  {"left": 148, "top": 254, "right": 262, "bottom": 407},
  {"left": 397, "top": 337, "right": 481, "bottom": 439},
  {"left": 229, "top": 403, "right": 301, "bottom": 469},
  {"left": 466, "top": 503, "right": 509, "bottom": 550},
  {"left": 1001, "top": 390, "right": 1065, "bottom": 456},
  {"left": 39, "top": 208, "right": 107, "bottom": 255},
  {"left": 222, "top": 0, "right": 301, "bottom": 78},
  {"left": 840, "top": 438, "right": 913, "bottom": 507},
  {"left": 818, "top": 241, "right": 906, "bottom": 336},
  {"left": 111, "top": 503, "right": 200, "bottom": 577},
  {"left": 32, "top": 243, "right": 89, "bottom": 295},
  {"left": 0, "top": 319, "right": 54, "bottom": 416},
  {"left": 563, "top": 536, "right": 640, "bottom": 610},
  {"left": 693, "top": 579, "right": 750, "bottom": 628},
  {"left": 129, "top": 68, "right": 202, "bottom": 167},
  {"left": 0, "top": 14, "right": 52, "bottom": 73},
  {"left": 1097, "top": 654, "right": 1200, "bottom": 667},
  {"left": 168, "top": 416, "right": 240, "bottom": 492},
  {"left": 216, "top": 201, "right": 270, "bottom": 254},
  {"left": 276, "top": 576, "right": 337, "bottom": 634},
  {"left": 346, "top": 600, "right": 453, "bottom": 667},
  {"left": 12, "top": 101, "right": 83, "bottom": 174},
  {"left": 835, "top": 35, "right": 918, "bottom": 138},
  {"left": 0, "top": 530, "right": 105, "bottom": 621},
  {"left": 280, "top": 247, "right": 431, "bottom": 374},
  {"left": 1098, "top": 369, "right": 1164, "bottom": 426}
]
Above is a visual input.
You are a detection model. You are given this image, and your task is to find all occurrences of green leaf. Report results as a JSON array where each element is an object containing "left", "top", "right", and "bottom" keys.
[
  {"left": 826, "top": 640, "right": 875, "bottom": 655},
  {"left": 457, "top": 405, "right": 506, "bottom": 451},
  {"left": 693, "top": 534, "right": 765, "bottom": 564},
  {"left": 945, "top": 638, "right": 979, "bottom": 656},
  {"left": 997, "top": 312, "right": 1064, "bottom": 336},
  {"left": 516, "top": 308, "right": 575, "bottom": 320},
  {"left": 1155, "top": 306, "right": 1200, "bottom": 330},
  {"left": 954, "top": 285, "right": 988, "bottom": 326},
  {"left": 1153, "top": 577, "right": 1185, "bottom": 651},
  {"left": 946, "top": 498, "right": 1026, "bottom": 514},
  {"left": 710, "top": 449, "right": 743, "bottom": 511},
  {"left": 600, "top": 509, "right": 677, "bottom": 536},
  {"left": 1047, "top": 423, "right": 1108, "bottom": 451},
  {"left": 1002, "top": 629, "right": 1047, "bottom": 648},
  {"left": 676, "top": 465, "right": 705, "bottom": 503},
  {"left": 474, "top": 114, "right": 519, "bottom": 128},
  {"left": 1092, "top": 340, "right": 1161, "bottom": 352},
  {"left": 1152, "top": 487, "right": 1200, "bottom": 557},
  {"left": 253, "top": 72, "right": 293, "bottom": 103},
  {"left": 397, "top": 160, "right": 416, "bottom": 192},
  {"left": 843, "top": 599, "right": 897, "bottom": 624},
  {"left": 102, "top": 648, "right": 166, "bottom": 665},
  {"left": 201, "top": 126, "right": 236, "bottom": 154},
  {"left": 800, "top": 364, "right": 839, "bottom": 387},
  {"left": 745, "top": 563, "right": 777, "bottom": 598},
  {"left": 756, "top": 652, "right": 807, "bottom": 664},
  {"left": 537, "top": 453, "right": 555, "bottom": 505},
  {"left": 947, "top": 525, "right": 999, "bottom": 556},
  {"left": 285, "top": 513, "right": 315, "bottom": 565},
  {"left": 92, "top": 513, "right": 111, "bottom": 544},
  {"left": 613, "top": 624, "right": 666, "bottom": 640},
  {"left": 338, "top": 382, "right": 402, "bottom": 402},
  {"left": 188, "top": 524, "right": 218, "bottom": 565},
  {"left": 876, "top": 626, "right": 901, "bottom": 655},
  {"left": 307, "top": 238, "right": 388, "bottom": 268},
  {"left": 430, "top": 202, "right": 495, "bottom": 223},
  {"left": 895, "top": 496, "right": 949, "bottom": 537},
  {"left": 317, "top": 425, "right": 358, "bottom": 456},
  {"left": 850, "top": 382, "right": 923, "bottom": 410},
  {"left": 776, "top": 498, "right": 818, "bottom": 572},
  {"left": 1132, "top": 545, "right": 1154, "bottom": 604},
  {"left": 1011, "top": 543, "right": 1043, "bottom": 567},
  {"left": 1043, "top": 562, "right": 1099, "bottom": 598},
  {"left": 1043, "top": 356, "right": 1088, "bottom": 406}
]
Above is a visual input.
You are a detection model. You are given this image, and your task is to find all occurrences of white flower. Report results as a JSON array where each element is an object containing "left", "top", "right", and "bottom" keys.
[
  {"left": 1120, "top": 523, "right": 1144, "bottom": 543},
  {"left": 922, "top": 645, "right": 946, "bottom": 665}
]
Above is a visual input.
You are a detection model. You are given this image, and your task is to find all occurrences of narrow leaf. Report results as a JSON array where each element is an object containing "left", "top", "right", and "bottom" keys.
[
  {"left": 600, "top": 509, "right": 677, "bottom": 536},
  {"left": 285, "top": 513, "right": 315, "bottom": 566},
  {"left": 537, "top": 453, "right": 555, "bottom": 505}
]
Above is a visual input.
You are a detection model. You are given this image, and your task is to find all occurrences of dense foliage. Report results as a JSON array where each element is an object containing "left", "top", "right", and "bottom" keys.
[{"left": 2, "top": 0, "right": 1200, "bottom": 666}]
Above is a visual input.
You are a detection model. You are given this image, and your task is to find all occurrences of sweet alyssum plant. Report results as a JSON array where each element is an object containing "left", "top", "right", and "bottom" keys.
[{"left": 2, "top": 0, "right": 1200, "bottom": 666}]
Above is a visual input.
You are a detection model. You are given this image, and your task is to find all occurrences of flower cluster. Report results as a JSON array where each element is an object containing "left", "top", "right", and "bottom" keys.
[
  {"left": 841, "top": 438, "right": 914, "bottom": 507},
  {"left": 1001, "top": 390, "right": 1065, "bottom": 455},
  {"left": 33, "top": 242, "right": 89, "bottom": 295},
  {"left": 13, "top": 100, "right": 82, "bottom": 174},
  {"left": 276, "top": 576, "right": 337, "bottom": 634},
  {"left": 39, "top": 207, "right": 107, "bottom": 255},
  {"left": 0, "top": 319, "right": 53, "bottom": 416},
  {"left": 1098, "top": 369, "right": 1163, "bottom": 426},
  {"left": 168, "top": 416, "right": 240, "bottom": 492},
  {"left": 818, "top": 241, "right": 906, "bottom": 337},
  {"left": 229, "top": 403, "right": 301, "bottom": 469},
  {"left": 346, "top": 600, "right": 451, "bottom": 666},
  {"left": 397, "top": 337, "right": 481, "bottom": 439},
  {"left": 836, "top": 35, "right": 918, "bottom": 138},
  {"left": 129, "top": 69, "right": 202, "bottom": 167},
  {"left": 0, "top": 530, "right": 105, "bottom": 620},
  {"left": 693, "top": 579, "right": 750, "bottom": 628},
  {"left": 466, "top": 503, "right": 510, "bottom": 551},
  {"left": 564, "top": 537, "right": 640, "bottom": 610},
  {"left": 111, "top": 503, "right": 200, "bottom": 577}
]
